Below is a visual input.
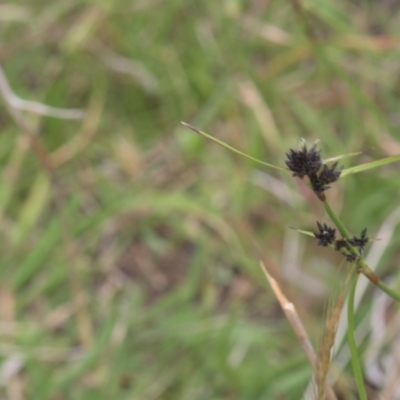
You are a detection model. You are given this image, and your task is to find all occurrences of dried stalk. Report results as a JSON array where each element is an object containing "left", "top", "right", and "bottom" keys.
[
  {"left": 316, "top": 269, "right": 352, "bottom": 400},
  {"left": 260, "top": 262, "right": 338, "bottom": 400}
]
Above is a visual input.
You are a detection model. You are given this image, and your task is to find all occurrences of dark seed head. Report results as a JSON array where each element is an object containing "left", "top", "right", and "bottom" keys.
[
  {"left": 285, "top": 143, "right": 343, "bottom": 198},
  {"left": 334, "top": 239, "right": 358, "bottom": 261},
  {"left": 309, "top": 172, "right": 330, "bottom": 194},
  {"left": 334, "top": 229, "right": 369, "bottom": 261},
  {"left": 308, "top": 162, "right": 342, "bottom": 196},
  {"left": 285, "top": 144, "right": 322, "bottom": 178},
  {"left": 319, "top": 162, "right": 342, "bottom": 185},
  {"left": 314, "top": 222, "right": 336, "bottom": 246},
  {"left": 334, "top": 239, "right": 348, "bottom": 251},
  {"left": 361, "top": 228, "right": 368, "bottom": 241},
  {"left": 347, "top": 228, "right": 369, "bottom": 254},
  {"left": 344, "top": 253, "right": 358, "bottom": 262}
]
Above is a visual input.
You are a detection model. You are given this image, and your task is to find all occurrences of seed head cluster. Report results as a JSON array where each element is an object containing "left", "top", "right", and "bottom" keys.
[
  {"left": 285, "top": 143, "right": 342, "bottom": 198},
  {"left": 315, "top": 222, "right": 369, "bottom": 262},
  {"left": 287, "top": 143, "right": 370, "bottom": 264},
  {"left": 347, "top": 228, "right": 369, "bottom": 255},
  {"left": 335, "top": 239, "right": 358, "bottom": 262},
  {"left": 314, "top": 222, "right": 336, "bottom": 247},
  {"left": 285, "top": 144, "right": 322, "bottom": 178}
]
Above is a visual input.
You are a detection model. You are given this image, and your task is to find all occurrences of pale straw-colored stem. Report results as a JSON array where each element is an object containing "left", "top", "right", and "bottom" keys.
[{"left": 260, "top": 262, "right": 338, "bottom": 400}]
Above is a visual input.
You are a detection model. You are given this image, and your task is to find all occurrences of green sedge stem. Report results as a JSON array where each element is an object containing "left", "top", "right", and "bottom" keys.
[
  {"left": 323, "top": 201, "right": 350, "bottom": 239},
  {"left": 181, "top": 122, "right": 288, "bottom": 172},
  {"left": 376, "top": 280, "right": 400, "bottom": 302},
  {"left": 347, "top": 273, "right": 367, "bottom": 400},
  {"left": 358, "top": 261, "right": 400, "bottom": 302},
  {"left": 352, "top": 247, "right": 400, "bottom": 303}
]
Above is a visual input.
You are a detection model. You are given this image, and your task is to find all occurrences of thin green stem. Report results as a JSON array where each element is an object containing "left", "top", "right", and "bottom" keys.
[
  {"left": 361, "top": 263, "right": 400, "bottom": 302},
  {"left": 377, "top": 280, "right": 400, "bottom": 302},
  {"left": 323, "top": 200, "right": 350, "bottom": 239},
  {"left": 347, "top": 273, "right": 367, "bottom": 400}
]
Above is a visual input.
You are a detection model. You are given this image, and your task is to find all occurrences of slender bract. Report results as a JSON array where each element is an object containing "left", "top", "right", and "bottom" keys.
[
  {"left": 181, "top": 122, "right": 287, "bottom": 171},
  {"left": 341, "top": 154, "right": 400, "bottom": 178}
]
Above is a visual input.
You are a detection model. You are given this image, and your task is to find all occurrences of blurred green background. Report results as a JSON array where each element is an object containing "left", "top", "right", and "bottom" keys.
[{"left": 1, "top": 1, "right": 400, "bottom": 399}]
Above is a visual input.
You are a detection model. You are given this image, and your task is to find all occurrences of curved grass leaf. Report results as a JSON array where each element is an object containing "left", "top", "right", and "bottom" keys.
[
  {"left": 181, "top": 122, "right": 288, "bottom": 171},
  {"left": 340, "top": 154, "right": 400, "bottom": 178},
  {"left": 323, "top": 150, "right": 364, "bottom": 164}
]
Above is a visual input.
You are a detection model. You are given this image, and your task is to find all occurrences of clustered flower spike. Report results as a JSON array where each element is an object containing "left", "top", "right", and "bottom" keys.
[
  {"left": 308, "top": 172, "right": 328, "bottom": 194},
  {"left": 347, "top": 228, "right": 369, "bottom": 255},
  {"left": 314, "top": 222, "right": 336, "bottom": 246},
  {"left": 285, "top": 144, "right": 322, "bottom": 178},
  {"left": 319, "top": 162, "right": 342, "bottom": 185},
  {"left": 285, "top": 143, "right": 342, "bottom": 199},
  {"left": 335, "top": 239, "right": 358, "bottom": 262},
  {"left": 315, "top": 222, "right": 370, "bottom": 262}
]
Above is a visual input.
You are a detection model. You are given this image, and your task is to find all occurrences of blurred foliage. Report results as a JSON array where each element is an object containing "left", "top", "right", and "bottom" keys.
[{"left": 1, "top": 0, "right": 400, "bottom": 399}]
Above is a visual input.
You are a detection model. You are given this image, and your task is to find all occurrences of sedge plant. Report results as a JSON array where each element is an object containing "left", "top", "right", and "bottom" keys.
[{"left": 182, "top": 121, "right": 400, "bottom": 399}]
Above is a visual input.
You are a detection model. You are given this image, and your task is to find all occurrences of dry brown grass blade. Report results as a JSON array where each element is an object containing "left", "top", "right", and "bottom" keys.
[
  {"left": 316, "top": 269, "right": 352, "bottom": 400},
  {"left": 260, "top": 262, "right": 338, "bottom": 400}
]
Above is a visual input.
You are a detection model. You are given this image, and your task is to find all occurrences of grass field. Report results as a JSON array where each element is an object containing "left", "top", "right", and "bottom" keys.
[{"left": 1, "top": 1, "right": 400, "bottom": 399}]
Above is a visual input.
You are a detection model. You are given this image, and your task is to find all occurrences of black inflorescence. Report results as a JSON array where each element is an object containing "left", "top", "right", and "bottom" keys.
[
  {"left": 333, "top": 228, "right": 369, "bottom": 261},
  {"left": 314, "top": 224, "right": 369, "bottom": 262},
  {"left": 308, "top": 172, "right": 328, "bottom": 194},
  {"left": 285, "top": 143, "right": 342, "bottom": 199},
  {"left": 334, "top": 239, "right": 357, "bottom": 262},
  {"left": 314, "top": 222, "right": 336, "bottom": 247},
  {"left": 318, "top": 162, "right": 342, "bottom": 187},
  {"left": 347, "top": 228, "right": 369, "bottom": 255},
  {"left": 285, "top": 144, "right": 322, "bottom": 178}
]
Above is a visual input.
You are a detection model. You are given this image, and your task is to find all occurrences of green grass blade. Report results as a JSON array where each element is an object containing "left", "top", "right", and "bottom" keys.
[
  {"left": 341, "top": 154, "right": 400, "bottom": 178},
  {"left": 181, "top": 122, "right": 288, "bottom": 171},
  {"left": 323, "top": 150, "right": 364, "bottom": 164},
  {"left": 347, "top": 273, "right": 368, "bottom": 400}
]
